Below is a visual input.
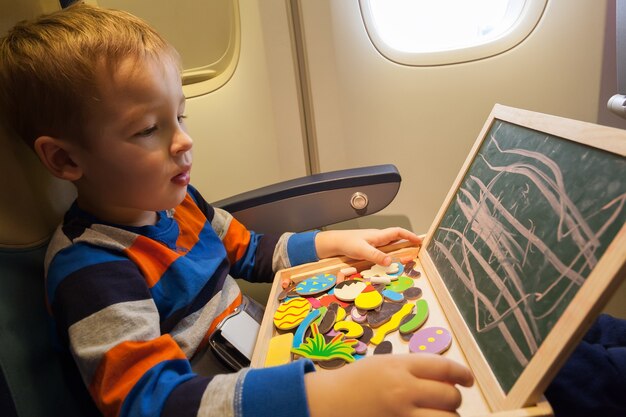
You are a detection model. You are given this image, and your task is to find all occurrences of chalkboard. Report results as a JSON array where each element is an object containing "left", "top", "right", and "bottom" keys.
[{"left": 421, "top": 105, "right": 626, "bottom": 410}]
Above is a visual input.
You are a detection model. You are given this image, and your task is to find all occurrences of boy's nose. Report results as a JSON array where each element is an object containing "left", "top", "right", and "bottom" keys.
[{"left": 171, "top": 128, "right": 193, "bottom": 154}]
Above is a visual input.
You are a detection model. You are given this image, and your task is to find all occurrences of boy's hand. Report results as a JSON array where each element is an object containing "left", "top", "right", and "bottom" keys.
[
  {"left": 315, "top": 228, "right": 421, "bottom": 266},
  {"left": 304, "top": 354, "right": 474, "bottom": 417}
]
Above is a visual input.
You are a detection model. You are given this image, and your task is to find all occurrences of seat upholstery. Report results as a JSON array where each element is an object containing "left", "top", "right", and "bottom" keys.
[
  {"left": 0, "top": 245, "right": 100, "bottom": 417},
  {"left": 0, "top": 65, "right": 94, "bottom": 417},
  {"left": 0, "top": 3, "right": 85, "bottom": 413}
]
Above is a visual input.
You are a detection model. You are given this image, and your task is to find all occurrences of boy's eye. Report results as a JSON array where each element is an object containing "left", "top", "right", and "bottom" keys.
[
  {"left": 135, "top": 125, "right": 157, "bottom": 137},
  {"left": 177, "top": 114, "right": 187, "bottom": 124}
]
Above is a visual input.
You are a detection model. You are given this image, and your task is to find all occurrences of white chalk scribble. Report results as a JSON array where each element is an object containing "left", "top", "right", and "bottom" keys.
[{"left": 429, "top": 122, "right": 626, "bottom": 378}]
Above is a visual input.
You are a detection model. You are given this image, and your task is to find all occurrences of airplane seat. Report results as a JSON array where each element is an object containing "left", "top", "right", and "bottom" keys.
[{"left": 0, "top": 123, "right": 96, "bottom": 417}]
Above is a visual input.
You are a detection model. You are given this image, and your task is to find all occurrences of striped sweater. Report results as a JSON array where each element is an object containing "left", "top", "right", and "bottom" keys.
[{"left": 44, "top": 185, "right": 317, "bottom": 417}]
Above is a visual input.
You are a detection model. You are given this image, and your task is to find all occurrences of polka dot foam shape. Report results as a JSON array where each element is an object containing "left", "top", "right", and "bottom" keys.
[{"left": 408, "top": 327, "right": 452, "bottom": 354}]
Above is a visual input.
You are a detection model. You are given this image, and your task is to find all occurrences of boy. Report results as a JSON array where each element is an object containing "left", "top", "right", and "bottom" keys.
[{"left": 0, "top": 3, "right": 473, "bottom": 417}]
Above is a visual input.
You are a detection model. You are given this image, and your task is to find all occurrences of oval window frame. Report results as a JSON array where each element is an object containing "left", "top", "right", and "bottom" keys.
[
  {"left": 358, "top": 0, "right": 548, "bottom": 66},
  {"left": 181, "top": 0, "right": 240, "bottom": 98},
  {"left": 85, "top": 0, "right": 240, "bottom": 98}
]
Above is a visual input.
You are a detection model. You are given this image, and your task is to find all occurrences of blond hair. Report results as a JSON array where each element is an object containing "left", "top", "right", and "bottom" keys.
[{"left": 0, "top": 2, "right": 180, "bottom": 148}]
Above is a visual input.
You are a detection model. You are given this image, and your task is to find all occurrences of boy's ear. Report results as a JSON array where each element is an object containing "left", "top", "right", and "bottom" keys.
[{"left": 33, "top": 136, "right": 83, "bottom": 181}]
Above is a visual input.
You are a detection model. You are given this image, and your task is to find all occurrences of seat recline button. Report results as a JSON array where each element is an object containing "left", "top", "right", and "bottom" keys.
[{"left": 350, "top": 192, "right": 369, "bottom": 210}]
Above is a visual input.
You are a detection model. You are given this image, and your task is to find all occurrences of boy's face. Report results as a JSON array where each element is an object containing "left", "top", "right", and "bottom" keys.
[{"left": 70, "top": 56, "right": 192, "bottom": 226}]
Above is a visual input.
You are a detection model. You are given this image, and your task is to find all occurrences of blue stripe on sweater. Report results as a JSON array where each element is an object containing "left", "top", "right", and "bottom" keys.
[
  {"left": 119, "top": 359, "right": 200, "bottom": 417},
  {"left": 47, "top": 243, "right": 127, "bottom": 306},
  {"left": 230, "top": 232, "right": 262, "bottom": 279},
  {"left": 287, "top": 231, "right": 320, "bottom": 266},
  {"left": 241, "top": 359, "right": 315, "bottom": 417},
  {"left": 149, "top": 223, "right": 228, "bottom": 318}
]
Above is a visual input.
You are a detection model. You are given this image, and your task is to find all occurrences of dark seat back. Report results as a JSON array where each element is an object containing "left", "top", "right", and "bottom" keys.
[
  {"left": 0, "top": 3, "right": 98, "bottom": 412},
  {"left": 0, "top": 246, "right": 99, "bottom": 417}
]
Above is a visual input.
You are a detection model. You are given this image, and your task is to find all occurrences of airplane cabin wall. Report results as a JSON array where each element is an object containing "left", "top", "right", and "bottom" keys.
[
  {"left": 289, "top": 0, "right": 625, "bottom": 317},
  {"left": 184, "top": 0, "right": 308, "bottom": 202},
  {"left": 296, "top": 0, "right": 616, "bottom": 235}
]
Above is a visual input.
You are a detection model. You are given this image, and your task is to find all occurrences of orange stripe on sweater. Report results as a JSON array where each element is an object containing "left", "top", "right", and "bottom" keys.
[
  {"left": 125, "top": 236, "right": 180, "bottom": 288},
  {"left": 196, "top": 292, "right": 243, "bottom": 355},
  {"left": 222, "top": 218, "right": 251, "bottom": 265},
  {"left": 174, "top": 194, "right": 206, "bottom": 253},
  {"left": 89, "top": 335, "right": 187, "bottom": 417}
]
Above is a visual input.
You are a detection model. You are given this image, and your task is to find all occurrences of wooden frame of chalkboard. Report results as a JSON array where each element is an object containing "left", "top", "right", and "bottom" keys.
[{"left": 420, "top": 104, "right": 626, "bottom": 411}]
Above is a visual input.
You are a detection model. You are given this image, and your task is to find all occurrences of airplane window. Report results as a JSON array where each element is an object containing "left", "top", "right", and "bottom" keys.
[
  {"left": 73, "top": 0, "right": 240, "bottom": 97},
  {"left": 359, "top": 0, "right": 547, "bottom": 65}
]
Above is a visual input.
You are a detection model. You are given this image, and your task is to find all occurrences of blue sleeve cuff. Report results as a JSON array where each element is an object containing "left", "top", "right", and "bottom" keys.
[
  {"left": 287, "top": 231, "right": 320, "bottom": 266},
  {"left": 240, "top": 359, "right": 316, "bottom": 417}
]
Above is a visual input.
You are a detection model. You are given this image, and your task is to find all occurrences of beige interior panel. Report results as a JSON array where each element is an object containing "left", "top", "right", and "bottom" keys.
[
  {"left": 182, "top": 0, "right": 308, "bottom": 202},
  {"left": 299, "top": 0, "right": 615, "bottom": 233},
  {"left": 96, "top": 0, "right": 240, "bottom": 96},
  {"left": 297, "top": 0, "right": 625, "bottom": 315},
  {"left": 97, "top": 0, "right": 232, "bottom": 70}
]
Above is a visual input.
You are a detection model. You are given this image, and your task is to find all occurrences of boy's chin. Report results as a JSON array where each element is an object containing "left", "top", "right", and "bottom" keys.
[{"left": 165, "top": 186, "right": 189, "bottom": 208}]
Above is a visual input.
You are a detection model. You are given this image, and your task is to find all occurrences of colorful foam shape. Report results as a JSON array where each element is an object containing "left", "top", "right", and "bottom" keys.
[
  {"left": 361, "top": 262, "right": 404, "bottom": 279},
  {"left": 370, "top": 303, "right": 414, "bottom": 345},
  {"left": 385, "top": 276, "right": 414, "bottom": 292},
  {"left": 333, "top": 320, "right": 364, "bottom": 338},
  {"left": 373, "top": 340, "right": 393, "bottom": 355},
  {"left": 335, "top": 306, "right": 347, "bottom": 322},
  {"left": 403, "top": 286, "right": 422, "bottom": 300},
  {"left": 265, "top": 333, "right": 295, "bottom": 367},
  {"left": 382, "top": 289, "right": 404, "bottom": 302},
  {"left": 367, "top": 302, "right": 404, "bottom": 328},
  {"left": 318, "top": 308, "right": 337, "bottom": 334},
  {"left": 305, "top": 297, "right": 322, "bottom": 309},
  {"left": 358, "top": 325, "right": 374, "bottom": 345},
  {"left": 399, "top": 299, "right": 429, "bottom": 334},
  {"left": 273, "top": 297, "right": 311, "bottom": 330},
  {"left": 353, "top": 340, "right": 368, "bottom": 355},
  {"left": 291, "top": 323, "right": 357, "bottom": 363},
  {"left": 333, "top": 280, "right": 367, "bottom": 302},
  {"left": 318, "top": 294, "right": 350, "bottom": 308},
  {"left": 313, "top": 306, "right": 328, "bottom": 327},
  {"left": 293, "top": 309, "right": 322, "bottom": 348},
  {"left": 409, "top": 327, "right": 453, "bottom": 354},
  {"left": 354, "top": 285, "right": 383, "bottom": 310},
  {"left": 317, "top": 358, "right": 347, "bottom": 369},
  {"left": 295, "top": 273, "right": 337, "bottom": 296},
  {"left": 350, "top": 306, "right": 368, "bottom": 323}
]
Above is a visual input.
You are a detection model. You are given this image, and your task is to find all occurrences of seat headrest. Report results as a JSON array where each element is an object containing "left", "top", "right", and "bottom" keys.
[
  {"left": 1, "top": 0, "right": 74, "bottom": 249},
  {"left": 0, "top": 123, "right": 75, "bottom": 248}
]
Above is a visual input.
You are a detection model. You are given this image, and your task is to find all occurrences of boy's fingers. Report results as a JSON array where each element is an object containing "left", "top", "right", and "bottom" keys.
[
  {"left": 393, "top": 227, "right": 422, "bottom": 243},
  {"left": 412, "top": 410, "right": 460, "bottom": 417},
  {"left": 363, "top": 244, "right": 391, "bottom": 266},
  {"left": 410, "top": 380, "right": 463, "bottom": 410},
  {"left": 406, "top": 354, "right": 474, "bottom": 387},
  {"left": 373, "top": 227, "right": 422, "bottom": 246}
]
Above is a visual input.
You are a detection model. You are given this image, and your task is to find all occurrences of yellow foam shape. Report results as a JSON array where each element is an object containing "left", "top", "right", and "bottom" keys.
[
  {"left": 354, "top": 287, "right": 383, "bottom": 310},
  {"left": 333, "top": 320, "right": 364, "bottom": 338},
  {"left": 273, "top": 297, "right": 311, "bottom": 330},
  {"left": 265, "top": 333, "right": 294, "bottom": 367},
  {"left": 336, "top": 306, "right": 347, "bottom": 322},
  {"left": 370, "top": 303, "right": 414, "bottom": 345}
]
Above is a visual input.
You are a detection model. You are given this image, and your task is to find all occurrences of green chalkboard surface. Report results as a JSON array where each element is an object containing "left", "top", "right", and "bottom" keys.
[{"left": 425, "top": 112, "right": 626, "bottom": 396}]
